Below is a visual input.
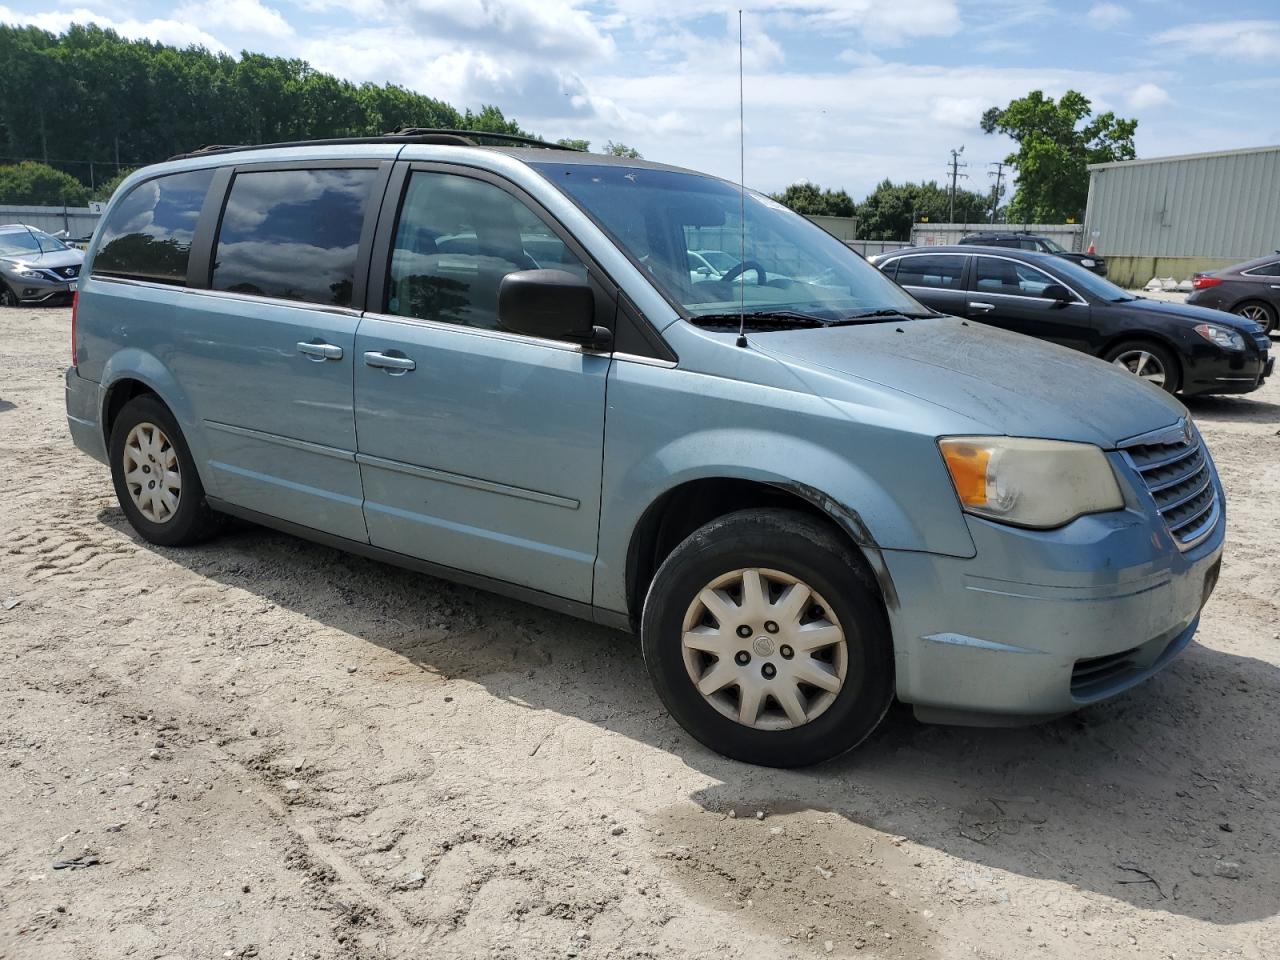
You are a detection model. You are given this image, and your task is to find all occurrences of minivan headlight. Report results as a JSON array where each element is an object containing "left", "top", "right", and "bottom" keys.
[{"left": 938, "top": 437, "right": 1124, "bottom": 528}]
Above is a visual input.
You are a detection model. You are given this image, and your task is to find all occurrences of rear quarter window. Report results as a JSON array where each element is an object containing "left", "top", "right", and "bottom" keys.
[
  {"left": 91, "top": 168, "right": 215, "bottom": 284},
  {"left": 211, "top": 167, "right": 377, "bottom": 307}
]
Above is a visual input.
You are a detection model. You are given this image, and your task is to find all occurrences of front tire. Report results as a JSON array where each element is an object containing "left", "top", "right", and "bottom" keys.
[
  {"left": 0, "top": 283, "right": 17, "bottom": 307},
  {"left": 1104, "top": 340, "right": 1181, "bottom": 394},
  {"left": 108, "top": 395, "right": 221, "bottom": 546},
  {"left": 640, "top": 509, "right": 894, "bottom": 767}
]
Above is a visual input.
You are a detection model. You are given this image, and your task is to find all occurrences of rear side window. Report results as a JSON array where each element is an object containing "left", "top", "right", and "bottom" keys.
[
  {"left": 895, "top": 254, "right": 965, "bottom": 290},
  {"left": 1244, "top": 261, "right": 1280, "bottom": 277},
  {"left": 92, "top": 168, "right": 215, "bottom": 284},
  {"left": 211, "top": 168, "right": 376, "bottom": 307}
]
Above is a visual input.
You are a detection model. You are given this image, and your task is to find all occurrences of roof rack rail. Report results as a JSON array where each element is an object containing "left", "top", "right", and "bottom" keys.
[{"left": 168, "top": 128, "right": 581, "bottom": 162}]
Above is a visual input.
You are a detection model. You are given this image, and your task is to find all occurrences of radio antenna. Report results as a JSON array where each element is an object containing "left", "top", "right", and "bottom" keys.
[{"left": 735, "top": 9, "right": 748, "bottom": 349}]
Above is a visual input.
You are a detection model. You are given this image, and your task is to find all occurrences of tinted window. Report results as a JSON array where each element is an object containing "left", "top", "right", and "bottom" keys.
[
  {"left": 895, "top": 254, "right": 965, "bottom": 290},
  {"left": 386, "top": 171, "right": 585, "bottom": 331},
  {"left": 974, "top": 256, "right": 1058, "bottom": 297},
  {"left": 211, "top": 168, "right": 375, "bottom": 307},
  {"left": 1245, "top": 260, "right": 1280, "bottom": 277},
  {"left": 92, "top": 169, "right": 214, "bottom": 284},
  {"left": 878, "top": 258, "right": 898, "bottom": 280}
]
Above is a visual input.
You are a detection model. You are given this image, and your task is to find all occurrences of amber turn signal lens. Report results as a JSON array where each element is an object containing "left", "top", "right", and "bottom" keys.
[{"left": 939, "top": 440, "right": 991, "bottom": 507}]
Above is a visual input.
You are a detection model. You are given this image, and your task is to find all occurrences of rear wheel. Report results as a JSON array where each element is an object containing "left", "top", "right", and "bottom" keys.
[
  {"left": 1104, "top": 340, "right": 1181, "bottom": 394},
  {"left": 1233, "top": 300, "right": 1276, "bottom": 335},
  {"left": 640, "top": 508, "right": 894, "bottom": 767},
  {"left": 108, "top": 395, "right": 221, "bottom": 546}
]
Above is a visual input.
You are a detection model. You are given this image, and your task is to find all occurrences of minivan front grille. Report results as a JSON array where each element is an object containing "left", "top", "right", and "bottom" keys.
[{"left": 1123, "top": 423, "right": 1219, "bottom": 550}]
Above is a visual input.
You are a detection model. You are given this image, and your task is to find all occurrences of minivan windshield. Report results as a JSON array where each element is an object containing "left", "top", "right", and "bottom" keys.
[{"left": 532, "top": 162, "right": 929, "bottom": 326}]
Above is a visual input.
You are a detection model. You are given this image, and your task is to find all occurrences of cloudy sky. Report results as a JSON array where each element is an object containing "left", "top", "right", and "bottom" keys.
[{"left": 3, "top": 0, "right": 1278, "bottom": 196}]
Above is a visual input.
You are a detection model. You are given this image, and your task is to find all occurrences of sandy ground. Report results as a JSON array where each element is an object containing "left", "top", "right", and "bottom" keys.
[{"left": 1, "top": 305, "right": 1278, "bottom": 960}]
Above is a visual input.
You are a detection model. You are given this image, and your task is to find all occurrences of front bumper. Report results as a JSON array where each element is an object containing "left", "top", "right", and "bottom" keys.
[
  {"left": 6, "top": 274, "right": 77, "bottom": 304},
  {"left": 883, "top": 453, "right": 1225, "bottom": 723},
  {"left": 1181, "top": 337, "right": 1271, "bottom": 396}
]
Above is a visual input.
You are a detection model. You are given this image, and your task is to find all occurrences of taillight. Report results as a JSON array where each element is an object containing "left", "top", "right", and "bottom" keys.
[
  {"left": 1192, "top": 275, "right": 1222, "bottom": 290},
  {"left": 70, "top": 290, "right": 78, "bottom": 366}
]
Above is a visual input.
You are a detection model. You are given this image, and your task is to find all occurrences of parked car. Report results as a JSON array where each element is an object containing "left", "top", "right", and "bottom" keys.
[
  {"left": 68, "top": 133, "right": 1226, "bottom": 767},
  {"left": 0, "top": 223, "right": 83, "bottom": 306},
  {"left": 877, "top": 245, "right": 1271, "bottom": 396},
  {"left": 959, "top": 231, "right": 1107, "bottom": 276},
  {"left": 1187, "top": 253, "right": 1280, "bottom": 334}
]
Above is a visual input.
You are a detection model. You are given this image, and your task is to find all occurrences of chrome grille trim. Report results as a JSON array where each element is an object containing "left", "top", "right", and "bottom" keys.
[{"left": 1120, "top": 419, "right": 1220, "bottom": 552}]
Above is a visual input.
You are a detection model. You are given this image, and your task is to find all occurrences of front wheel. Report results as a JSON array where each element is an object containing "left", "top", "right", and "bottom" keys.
[
  {"left": 0, "top": 283, "right": 17, "bottom": 307},
  {"left": 640, "top": 509, "right": 894, "bottom": 767},
  {"left": 1104, "top": 340, "right": 1181, "bottom": 394}
]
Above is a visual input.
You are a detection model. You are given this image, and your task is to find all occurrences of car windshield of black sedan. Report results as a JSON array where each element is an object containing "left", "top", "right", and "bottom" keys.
[
  {"left": 532, "top": 162, "right": 927, "bottom": 326},
  {"left": 1051, "top": 258, "right": 1136, "bottom": 301}
]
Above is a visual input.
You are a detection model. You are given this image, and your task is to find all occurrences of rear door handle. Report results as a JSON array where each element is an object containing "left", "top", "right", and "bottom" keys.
[
  {"left": 297, "top": 341, "right": 343, "bottom": 361},
  {"left": 363, "top": 351, "right": 416, "bottom": 372},
  {"left": 968, "top": 301, "right": 995, "bottom": 313}
]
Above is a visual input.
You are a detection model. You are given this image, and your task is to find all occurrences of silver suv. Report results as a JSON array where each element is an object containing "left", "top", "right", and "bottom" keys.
[{"left": 0, "top": 224, "right": 83, "bottom": 306}]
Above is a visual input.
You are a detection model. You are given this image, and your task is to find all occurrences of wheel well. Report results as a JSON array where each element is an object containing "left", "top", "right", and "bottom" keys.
[
  {"left": 624, "top": 478, "right": 875, "bottom": 626},
  {"left": 102, "top": 379, "right": 158, "bottom": 444},
  {"left": 1100, "top": 333, "right": 1184, "bottom": 383}
]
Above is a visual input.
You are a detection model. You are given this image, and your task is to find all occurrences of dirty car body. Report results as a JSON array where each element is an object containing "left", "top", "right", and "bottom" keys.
[{"left": 65, "top": 138, "right": 1225, "bottom": 764}]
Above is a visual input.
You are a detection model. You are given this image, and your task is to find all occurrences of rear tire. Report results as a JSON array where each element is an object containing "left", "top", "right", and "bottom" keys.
[
  {"left": 1233, "top": 300, "right": 1276, "bottom": 335},
  {"left": 640, "top": 508, "right": 894, "bottom": 767},
  {"left": 1103, "top": 340, "right": 1181, "bottom": 394},
  {"left": 108, "top": 395, "right": 221, "bottom": 547}
]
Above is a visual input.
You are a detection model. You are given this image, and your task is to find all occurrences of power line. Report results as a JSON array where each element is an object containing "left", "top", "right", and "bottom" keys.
[
  {"left": 946, "top": 146, "right": 967, "bottom": 224},
  {"left": 987, "top": 161, "right": 1007, "bottom": 224}
]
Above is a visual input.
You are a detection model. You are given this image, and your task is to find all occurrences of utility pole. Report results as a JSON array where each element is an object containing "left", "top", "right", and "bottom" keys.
[
  {"left": 947, "top": 146, "right": 967, "bottom": 224},
  {"left": 987, "top": 161, "right": 1006, "bottom": 224}
]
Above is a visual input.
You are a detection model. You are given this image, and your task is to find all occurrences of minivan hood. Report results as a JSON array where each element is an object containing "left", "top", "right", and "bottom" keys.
[{"left": 754, "top": 316, "right": 1184, "bottom": 448}]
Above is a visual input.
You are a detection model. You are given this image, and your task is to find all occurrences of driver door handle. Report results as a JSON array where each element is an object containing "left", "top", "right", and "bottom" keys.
[
  {"left": 968, "top": 301, "right": 995, "bottom": 313},
  {"left": 363, "top": 351, "right": 416, "bottom": 372},
  {"left": 297, "top": 341, "right": 343, "bottom": 361}
]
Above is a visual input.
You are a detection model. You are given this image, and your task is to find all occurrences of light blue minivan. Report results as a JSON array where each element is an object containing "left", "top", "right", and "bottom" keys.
[{"left": 65, "top": 131, "right": 1224, "bottom": 766}]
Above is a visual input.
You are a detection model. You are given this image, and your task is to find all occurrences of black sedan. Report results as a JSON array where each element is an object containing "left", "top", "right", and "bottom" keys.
[
  {"left": 875, "top": 245, "right": 1272, "bottom": 397},
  {"left": 1186, "top": 252, "right": 1280, "bottom": 335}
]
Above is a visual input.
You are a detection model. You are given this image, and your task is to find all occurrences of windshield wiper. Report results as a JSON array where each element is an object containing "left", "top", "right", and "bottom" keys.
[
  {"left": 832, "top": 308, "right": 936, "bottom": 323},
  {"left": 688, "top": 310, "right": 829, "bottom": 330}
]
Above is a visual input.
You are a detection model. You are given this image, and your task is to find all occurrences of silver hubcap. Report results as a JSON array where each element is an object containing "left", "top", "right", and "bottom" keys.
[
  {"left": 123, "top": 422, "right": 181, "bottom": 523},
  {"left": 1112, "top": 349, "right": 1166, "bottom": 387},
  {"left": 681, "top": 568, "right": 848, "bottom": 731}
]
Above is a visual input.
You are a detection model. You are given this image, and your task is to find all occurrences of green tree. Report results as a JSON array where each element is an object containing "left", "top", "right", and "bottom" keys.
[
  {"left": 981, "top": 89, "right": 1136, "bottom": 223},
  {"left": 0, "top": 161, "right": 91, "bottom": 204},
  {"left": 855, "top": 179, "right": 989, "bottom": 240},
  {"left": 555, "top": 138, "right": 590, "bottom": 151},
  {"left": 602, "top": 140, "right": 642, "bottom": 158},
  {"left": 769, "top": 182, "right": 855, "bottom": 218},
  {"left": 95, "top": 166, "right": 137, "bottom": 201}
]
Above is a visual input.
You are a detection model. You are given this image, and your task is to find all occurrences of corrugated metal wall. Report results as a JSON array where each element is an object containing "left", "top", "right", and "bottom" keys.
[{"left": 1083, "top": 146, "right": 1280, "bottom": 259}]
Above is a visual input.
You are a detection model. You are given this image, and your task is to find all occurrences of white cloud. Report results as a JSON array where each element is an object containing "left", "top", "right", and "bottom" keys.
[
  {"left": 1153, "top": 19, "right": 1280, "bottom": 61},
  {"left": 175, "top": 0, "right": 294, "bottom": 38},
  {"left": 1086, "top": 3, "right": 1131, "bottom": 28},
  {"left": 1127, "top": 82, "right": 1170, "bottom": 109},
  {"left": 0, "top": 4, "right": 228, "bottom": 50}
]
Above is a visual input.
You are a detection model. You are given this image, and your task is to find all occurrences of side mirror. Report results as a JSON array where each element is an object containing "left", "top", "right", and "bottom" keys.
[
  {"left": 1041, "top": 283, "right": 1071, "bottom": 304},
  {"left": 498, "top": 269, "right": 611, "bottom": 348}
]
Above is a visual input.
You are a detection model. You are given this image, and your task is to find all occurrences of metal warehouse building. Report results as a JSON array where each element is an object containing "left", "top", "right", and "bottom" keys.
[{"left": 1083, "top": 144, "right": 1280, "bottom": 287}]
